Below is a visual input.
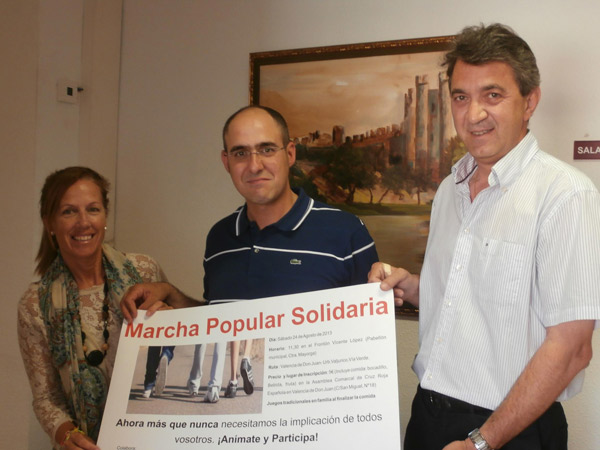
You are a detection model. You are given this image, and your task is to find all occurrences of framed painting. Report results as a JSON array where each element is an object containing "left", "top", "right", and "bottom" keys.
[{"left": 250, "top": 36, "right": 465, "bottom": 317}]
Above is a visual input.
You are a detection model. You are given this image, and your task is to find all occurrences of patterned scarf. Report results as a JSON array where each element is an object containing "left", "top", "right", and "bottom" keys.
[{"left": 38, "top": 244, "right": 142, "bottom": 441}]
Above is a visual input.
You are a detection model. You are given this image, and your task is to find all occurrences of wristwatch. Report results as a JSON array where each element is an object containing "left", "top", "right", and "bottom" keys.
[{"left": 468, "top": 428, "right": 494, "bottom": 450}]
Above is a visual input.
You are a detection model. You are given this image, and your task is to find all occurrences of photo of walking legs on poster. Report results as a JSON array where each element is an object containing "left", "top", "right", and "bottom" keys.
[{"left": 127, "top": 340, "right": 264, "bottom": 415}]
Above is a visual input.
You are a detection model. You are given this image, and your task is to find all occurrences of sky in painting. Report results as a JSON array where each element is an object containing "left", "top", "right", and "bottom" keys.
[{"left": 259, "top": 50, "right": 447, "bottom": 139}]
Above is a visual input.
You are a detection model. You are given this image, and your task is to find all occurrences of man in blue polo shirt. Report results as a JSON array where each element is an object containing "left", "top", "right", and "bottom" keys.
[{"left": 121, "top": 105, "right": 378, "bottom": 402}]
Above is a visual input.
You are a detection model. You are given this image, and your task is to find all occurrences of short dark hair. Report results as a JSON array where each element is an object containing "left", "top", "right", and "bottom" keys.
[
  {"left": 36, "top": 166, "right": 110, "bottom": 275},
  {"left": 222, "top": 105, "right": 290, "bottom": 151},
  {"left": 443, "top": 23, "right": 540, "bottom": 96}
]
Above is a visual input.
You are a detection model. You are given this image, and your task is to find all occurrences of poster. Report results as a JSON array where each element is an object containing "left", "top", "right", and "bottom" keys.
[{"left": 98, "top": 283, "right": 401, "bottom": 449}]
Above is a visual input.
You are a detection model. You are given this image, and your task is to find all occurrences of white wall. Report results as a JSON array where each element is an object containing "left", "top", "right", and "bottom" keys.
[
  {"left": 5, "top": 0, "right": 600, "bottom": 448},
  {"left": 0, "top": 1, "right": 45, "bottom": 449},
  {"left": 1, "top": 1, "right": 122, "bottom": 448},
  {"left": 1, "top": 1, "right": 85, "bottom": 448},
  {"left": 116, "top": 1, "right": 600, "bottom": 449}
]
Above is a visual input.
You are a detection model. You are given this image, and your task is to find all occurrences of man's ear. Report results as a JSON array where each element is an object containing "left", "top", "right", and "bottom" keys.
[
  {"left": 524, "top": 86, "right": 541, "bottom": 122},
  {"left": 286, "top": 142, "right": 296, "bottom": 167},
  {"left": 221, "top": 150, "right": 230, "bottom": 173}
]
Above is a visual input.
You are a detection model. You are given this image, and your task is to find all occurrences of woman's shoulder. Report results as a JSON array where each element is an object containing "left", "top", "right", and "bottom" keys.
[
  {"left": 125, "top": 252, "right": 168, "bottom": 283},
  {"left": 18, "top": 281, "right": 42, "bottom": 324},
  {"left": 19, "top": 281, "right": 41, "bottom": 304}
]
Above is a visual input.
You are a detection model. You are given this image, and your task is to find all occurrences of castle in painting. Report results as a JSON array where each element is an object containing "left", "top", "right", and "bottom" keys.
[{"left": 291, "top": 71, "right": 461, "bottom": 206}]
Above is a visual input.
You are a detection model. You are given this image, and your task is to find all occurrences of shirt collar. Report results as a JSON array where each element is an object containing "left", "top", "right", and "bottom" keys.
[
  {"left": 235, "top": 188, "right": 312, "bottom": 236},
  {"left": 452, "top": 131, "right": 539, "bottom": 188}
]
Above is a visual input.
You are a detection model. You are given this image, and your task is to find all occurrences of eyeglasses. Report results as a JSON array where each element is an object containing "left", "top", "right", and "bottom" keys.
[{"left": 225, "top": 146, "right": 286, "bottom": 161}]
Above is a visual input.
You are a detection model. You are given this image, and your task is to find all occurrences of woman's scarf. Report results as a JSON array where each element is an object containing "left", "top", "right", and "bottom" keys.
[{"left": 38, "top": 244, "right": 142, "bottom": 441}]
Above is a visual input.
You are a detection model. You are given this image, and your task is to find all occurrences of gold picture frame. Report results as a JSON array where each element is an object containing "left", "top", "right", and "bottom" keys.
[{"left": 250, "top": 35, "right": 461, "bottom": 318}]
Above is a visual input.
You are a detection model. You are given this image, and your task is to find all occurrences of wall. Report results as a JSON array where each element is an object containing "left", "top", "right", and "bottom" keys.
[
  {"left": 1, "top": 1, "right": 86, "bottom": 448},
  {"left": 0, "top": 1, "right": 44, "bottom": 448},
  {"left": 116, "top": 1, "right": 600, "bottom": 448},
  {"left": 1, "top": 1, "right": 122, "bottom": 448}
]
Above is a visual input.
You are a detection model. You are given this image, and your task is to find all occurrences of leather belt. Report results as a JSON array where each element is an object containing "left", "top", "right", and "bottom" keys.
[{"left": 419, "top": 385, "right": 492, "bottom": 416}]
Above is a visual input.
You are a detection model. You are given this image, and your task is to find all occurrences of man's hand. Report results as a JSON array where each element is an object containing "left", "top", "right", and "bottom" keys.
[
  {"left": 367, "top": 262, "right": 420, "bottom": 307},
  {"left": 471, "top": 319, "right": 595, "bottom": 449},
  {"left": 443, "top": 439, "right": 474, "bottom": 450},
  {"left": 120, "top": 282, "right": 175, "bottom": 323}
]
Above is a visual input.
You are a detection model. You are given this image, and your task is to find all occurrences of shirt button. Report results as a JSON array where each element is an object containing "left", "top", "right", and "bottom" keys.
[
  {"left": 455, "top": 264, "right": 462, "bottom": 271},
  {"left": 464, "top": 228, "right": 470, "bottom": 234},
  {"left": 254, "top": 248, "right": 259, "bottom": 253}
]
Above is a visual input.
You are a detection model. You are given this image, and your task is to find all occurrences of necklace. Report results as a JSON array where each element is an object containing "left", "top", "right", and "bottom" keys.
[{"left": 81, "top": 280, "right": 110, "bottom": 367}]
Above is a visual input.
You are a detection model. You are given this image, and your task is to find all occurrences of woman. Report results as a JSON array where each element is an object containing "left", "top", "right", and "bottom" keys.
[{"left": 17, "top": 167, "right": 167, "bottom": 449}]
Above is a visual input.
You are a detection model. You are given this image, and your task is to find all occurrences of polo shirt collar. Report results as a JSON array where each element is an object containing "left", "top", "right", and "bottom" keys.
[
  {"left": 452, "top": 131, "right": 539, "bottom": 188},
  {"left": 234, "top": 188, "right": 313, "bottom": 236}
]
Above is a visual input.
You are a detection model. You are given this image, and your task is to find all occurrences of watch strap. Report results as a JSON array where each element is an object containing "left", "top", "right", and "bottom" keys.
[{"left": 468, "top": 428, "right": 494, "bottom": 450}]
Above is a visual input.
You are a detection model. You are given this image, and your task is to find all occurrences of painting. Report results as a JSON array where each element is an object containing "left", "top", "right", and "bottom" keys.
[{"left": 250, "top": 36, "right": 465, "bottom": 317}]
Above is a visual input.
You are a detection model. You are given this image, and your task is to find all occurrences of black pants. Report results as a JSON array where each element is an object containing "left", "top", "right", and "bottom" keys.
[{"left": 404, "top": 385, "right": 568, "bottom": 450}]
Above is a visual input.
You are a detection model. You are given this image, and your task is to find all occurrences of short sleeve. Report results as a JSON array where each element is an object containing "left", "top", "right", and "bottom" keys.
[{"left": 536, "top": 189, "right": 600, "bottom": 327}]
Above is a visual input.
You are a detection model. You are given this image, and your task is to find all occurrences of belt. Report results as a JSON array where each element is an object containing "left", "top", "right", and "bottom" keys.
[{"left": 418, "top": 385, "right": 492, "bottom": 416}]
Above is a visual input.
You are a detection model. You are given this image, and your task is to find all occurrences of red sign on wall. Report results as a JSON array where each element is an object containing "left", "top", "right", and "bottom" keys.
[{"left": 574, "top": 141, "right": 600, "bottom": 160}]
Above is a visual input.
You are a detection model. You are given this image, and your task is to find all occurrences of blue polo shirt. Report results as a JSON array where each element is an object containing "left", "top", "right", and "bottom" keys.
[{"left": 204, "top": 189, "right": 378, "bottom": 303}]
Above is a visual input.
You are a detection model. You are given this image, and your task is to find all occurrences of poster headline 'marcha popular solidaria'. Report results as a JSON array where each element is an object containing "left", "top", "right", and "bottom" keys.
[{"left": 125, "top": 297, "right": 390, "bottom": 339}]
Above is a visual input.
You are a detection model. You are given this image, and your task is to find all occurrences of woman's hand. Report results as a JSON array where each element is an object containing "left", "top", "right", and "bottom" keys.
[{"left": 56, "top": 422, "right": 99, "bottom": 449}]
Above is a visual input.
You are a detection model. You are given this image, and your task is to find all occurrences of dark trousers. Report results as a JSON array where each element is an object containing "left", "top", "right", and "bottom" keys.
[
  {"left": 144, "top": 346, "right": 175, "bottom": 388},
  {"left": 404, "top": 385, "right": 568, "bottom": 450}
]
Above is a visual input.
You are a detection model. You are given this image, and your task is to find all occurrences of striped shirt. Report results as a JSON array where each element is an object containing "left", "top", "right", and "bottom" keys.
[
  {"left": 415, "top": 132, "right": 600, "bottom": 410},
  {"left": 203, "top": 188, "right": 378, "bottom": 303}
]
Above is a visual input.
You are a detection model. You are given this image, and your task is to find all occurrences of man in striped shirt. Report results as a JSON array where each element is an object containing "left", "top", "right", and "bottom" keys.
[{"left": 371, "top": 24, "right": 600, "bottom": 450}]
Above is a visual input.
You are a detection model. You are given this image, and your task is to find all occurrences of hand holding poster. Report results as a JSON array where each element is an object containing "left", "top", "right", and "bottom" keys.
[{"left": 98, "top": 283, "right": 401, "bottom": 449}]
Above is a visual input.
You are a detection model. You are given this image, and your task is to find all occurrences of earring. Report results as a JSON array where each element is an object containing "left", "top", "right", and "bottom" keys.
[
  {"left": 104, "top": 226, "right": 107, "bottom": 230},
  {"left": 50, "top": 231, "right": 55, "bottom": 236}
]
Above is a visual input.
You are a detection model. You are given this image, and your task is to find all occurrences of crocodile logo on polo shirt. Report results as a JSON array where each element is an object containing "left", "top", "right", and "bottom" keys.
[{"left": 290, "top": 258, "right": 302, "bottom": 265}]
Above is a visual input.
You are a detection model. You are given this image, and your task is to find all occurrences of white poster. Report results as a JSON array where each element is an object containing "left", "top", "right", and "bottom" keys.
[{"left": 98, "top": 283, "right": 401, "bottom": 449}]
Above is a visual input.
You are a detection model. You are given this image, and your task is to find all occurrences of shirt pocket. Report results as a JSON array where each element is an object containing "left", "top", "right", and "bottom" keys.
[{"left": 477, "top": 238, "right": 526, "bottom": 307}]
